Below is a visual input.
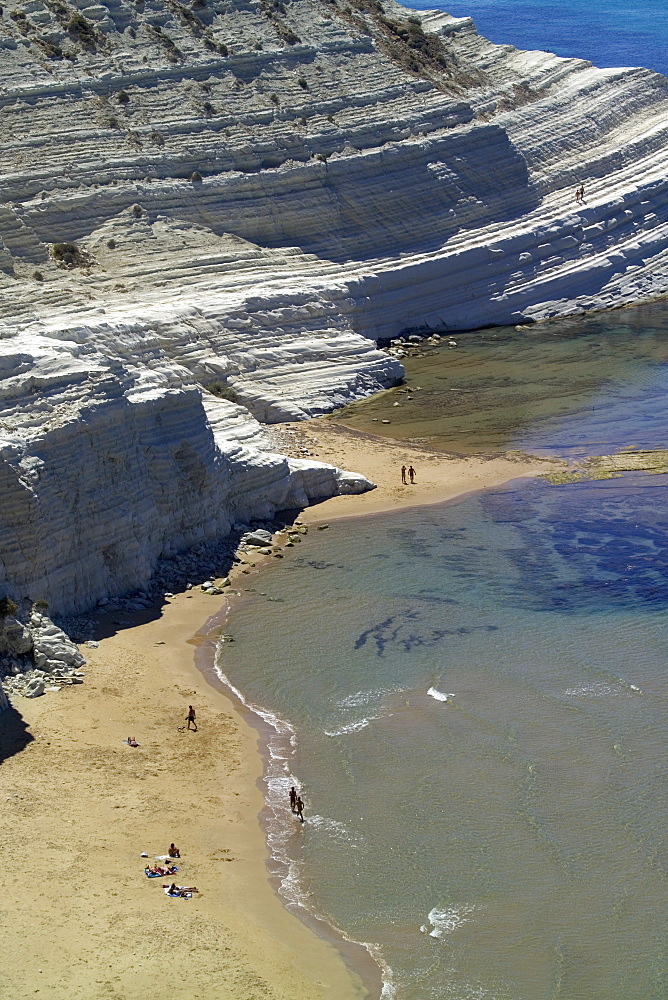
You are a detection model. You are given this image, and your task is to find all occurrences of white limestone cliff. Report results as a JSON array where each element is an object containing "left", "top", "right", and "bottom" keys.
[{"left": 0, "top": 0, "right": 667, "bottom": 618}]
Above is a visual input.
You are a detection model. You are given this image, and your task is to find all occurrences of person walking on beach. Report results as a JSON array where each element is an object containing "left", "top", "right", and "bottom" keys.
[
  {"left": 186, "top": 705, "right": 197, "bottom": 731},
  {"left": 408, "top": 464, "right": 416, "bottom": 484},
  {"left": 401, "top": 465, "right": 407, "bottom": 485},
  {"left": 296, "top": 795, "right": 305, "bottom": 823},
  {"left": 289, "top": 786, "right": 297, "bottom": 812}
]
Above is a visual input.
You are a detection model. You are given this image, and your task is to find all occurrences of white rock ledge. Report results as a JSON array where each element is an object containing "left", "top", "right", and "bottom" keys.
[{"left": 0, "top": 0, "right": 666, "bottom": 618}]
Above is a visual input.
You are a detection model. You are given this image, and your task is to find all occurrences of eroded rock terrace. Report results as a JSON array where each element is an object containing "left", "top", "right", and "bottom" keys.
[{"left": 1, "top": 0, "right": 668, "bottom": 615}]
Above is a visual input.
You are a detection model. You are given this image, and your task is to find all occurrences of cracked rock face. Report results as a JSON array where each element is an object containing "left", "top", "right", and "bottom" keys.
[{"left": 0, "top": 0, "right": 667, "bottom": 621}]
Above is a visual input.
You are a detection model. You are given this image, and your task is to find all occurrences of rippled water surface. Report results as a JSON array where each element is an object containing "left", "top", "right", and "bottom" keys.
[
  {"left": 405, "top": 0, "right": 668, "bottom": 78},
  {"left": 337, "top": 303, "right": 668, "bottom": 457},
  {"left": 216, "top": 302, "right": 668, "bottom": 1000}
]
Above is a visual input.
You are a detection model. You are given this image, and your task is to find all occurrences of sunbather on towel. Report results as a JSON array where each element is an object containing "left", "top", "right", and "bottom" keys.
[
  {"left": 146, "top": 865, "right": 178, "bottom": 877},
  {"left": 164, "top": 883, "right": 199, "bottom": 897}
]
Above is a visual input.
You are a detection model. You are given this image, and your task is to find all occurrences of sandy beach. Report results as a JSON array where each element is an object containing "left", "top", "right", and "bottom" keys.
[
  {"left": 0, "top": 425, "right": 560, "bottom": 1000},
  {"left": 275, "top": 418, "right": 560, "bottom": 522}
]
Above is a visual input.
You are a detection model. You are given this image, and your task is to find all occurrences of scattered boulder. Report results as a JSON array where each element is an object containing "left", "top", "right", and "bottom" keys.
[
  {"left": 242, "top": 529, "right": 273, "bottom": 546},
  {"left": 24, "top": 677, "right": 45, "bottom": 698}
]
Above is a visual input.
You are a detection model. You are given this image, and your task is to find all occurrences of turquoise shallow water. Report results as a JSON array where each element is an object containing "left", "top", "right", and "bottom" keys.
[
  {"left": 337, "top": 303, "right": 668, "bottom": 457},
  {"left": 218, "top": 472, "right": 668, "bottom": 999},
  {"left": 214, "top": 5, "right": 668, "bottom": 993},
  {"left": 216, "top": 300, "right": 668, "bottom": 999}
]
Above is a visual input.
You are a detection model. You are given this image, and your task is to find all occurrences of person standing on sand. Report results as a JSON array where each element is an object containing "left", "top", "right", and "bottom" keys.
[
  {"left": 186, "top": 705, "right": 197, "bottom": 731},
  {"left": 401, "top": 465, "right": 407, "bottom": 484},
  {"left": 289, "top": 786, "right": 297, "bottom": 812},
  {"left": 408, "top": 465, "right": 416, "bottom": 484},
  {"left": 296, "top": 796, "right": 305, "bottom": 823}
]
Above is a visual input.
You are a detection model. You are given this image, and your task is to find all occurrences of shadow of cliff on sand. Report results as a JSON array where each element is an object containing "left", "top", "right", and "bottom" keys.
[
  {"left": 85, "top": 509, "right": 306, "bottom": 642},
  {"left": 0, "top": 703, "right": 34, "bottom": 765}
]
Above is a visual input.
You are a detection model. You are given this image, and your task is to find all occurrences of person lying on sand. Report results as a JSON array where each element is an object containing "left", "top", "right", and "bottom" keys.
[
  {"left": 146, "top": 864, "right": 178, "bottom": 877},
  {"left": 126, "top": 737, "right": 140, "bottom": 747},
  {"left": 165, "top": 883, "right": 199, "bottom": 897}
]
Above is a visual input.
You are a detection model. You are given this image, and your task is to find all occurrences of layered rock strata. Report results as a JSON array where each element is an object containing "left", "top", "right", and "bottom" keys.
[{"left": 0, "top": 0, "right": 668, "bottom": 618}]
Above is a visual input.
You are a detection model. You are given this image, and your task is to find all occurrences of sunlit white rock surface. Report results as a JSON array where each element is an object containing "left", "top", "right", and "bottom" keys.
[{"left": 0, "top": 0, "right": 667, "bottom": 613}]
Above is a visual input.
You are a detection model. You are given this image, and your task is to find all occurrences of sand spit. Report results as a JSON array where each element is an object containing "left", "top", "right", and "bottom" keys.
[{"left": 271, "top": 418, "right": 562, "bottom": 521}]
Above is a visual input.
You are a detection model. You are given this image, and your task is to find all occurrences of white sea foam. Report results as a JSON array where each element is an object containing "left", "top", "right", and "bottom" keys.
[
  {"left": 338, "top": 686, "right": 405, "bottom": 708},
  {"left": 427, "top": 687, "right": 455, "bottom": 702},
  {"left": 565, "top": 683, "right": 620, "bottom": 698},
  {"left": 425, "top": 906, "right": 474, "bottom": 938},
  {"left": 214, "top": 661, "right": 309, "bottom": 904},
  {"left": 308, "top": 814, "right": 364, "bottom": 845},
  {"left": 363, "top": 940, "right": 398, "bottom": 1000},
  {"left": 214, "top": 650, "right": 394, "bottom": 996},
  {"left": 324, "top": 717, "right": 377, "bottom": 737}
]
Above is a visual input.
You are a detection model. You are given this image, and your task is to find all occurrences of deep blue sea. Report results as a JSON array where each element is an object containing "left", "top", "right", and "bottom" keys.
[
  {"left": 404, "top": 0, "right": 668, "bottom": 79},
  {"left": 217, "top": 302, "right": 668, "bottom": 1000}
]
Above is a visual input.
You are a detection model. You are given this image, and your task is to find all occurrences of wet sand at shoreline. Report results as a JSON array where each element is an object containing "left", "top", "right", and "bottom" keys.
[
  {"left": 0, "top": 426, "right": 561, "bottom": 999},
  {"left": 0, "top": 585, "right": 368, "bottom": 1000}
]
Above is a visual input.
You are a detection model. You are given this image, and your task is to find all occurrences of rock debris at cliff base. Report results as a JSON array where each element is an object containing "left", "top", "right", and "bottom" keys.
[{"left": 1, "top": 0, "right": 668, "bottom": 621}]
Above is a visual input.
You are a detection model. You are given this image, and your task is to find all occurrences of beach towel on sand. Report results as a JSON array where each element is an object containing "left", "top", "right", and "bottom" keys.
[
  {"left": 146, "top": 867, "right": 177, "bottom": 878},
  {"left": 163, "top": 885, "right": 192, "bottom": 899}
]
